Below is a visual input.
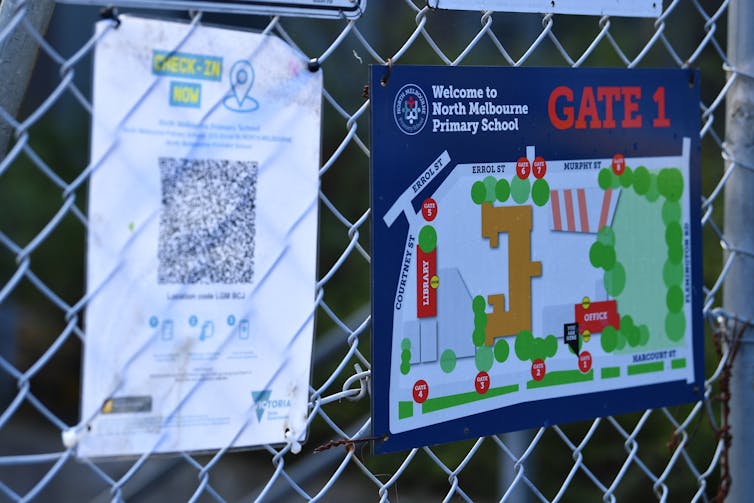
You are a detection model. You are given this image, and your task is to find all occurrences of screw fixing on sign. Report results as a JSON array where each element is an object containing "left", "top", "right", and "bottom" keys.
[{"left": 413, "top": 379, "right": 429, "bottom": 403}]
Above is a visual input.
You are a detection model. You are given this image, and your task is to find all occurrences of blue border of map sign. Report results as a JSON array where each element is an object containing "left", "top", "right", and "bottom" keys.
[{"left": 370, "top": 65, "right": 704, "bottom": 454}]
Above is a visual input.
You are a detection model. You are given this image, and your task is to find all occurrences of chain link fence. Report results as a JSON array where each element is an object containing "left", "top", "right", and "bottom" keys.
[{"left": 0, "top": 0, "right": 750, "bottom": 500}]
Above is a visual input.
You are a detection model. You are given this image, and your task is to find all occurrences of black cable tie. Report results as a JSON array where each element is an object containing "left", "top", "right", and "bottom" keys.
[{"left": 100, "top": 6, "right": 121, "bottom": 28}]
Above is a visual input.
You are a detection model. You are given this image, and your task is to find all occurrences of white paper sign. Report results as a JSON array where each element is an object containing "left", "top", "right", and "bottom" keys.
[
  {"left": 429, "top": 0, "right": 661, "bottom": 17},
  {"left": 80, "top": 15, "right": 321, "bottom": 458},
  {"left": 59, "top": 0, "right": 366, "bottom": 19}
]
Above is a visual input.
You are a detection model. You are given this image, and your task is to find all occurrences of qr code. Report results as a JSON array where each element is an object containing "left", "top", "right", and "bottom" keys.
[{"left": 158, "top": 157, "right": 257, "bottom": 284}]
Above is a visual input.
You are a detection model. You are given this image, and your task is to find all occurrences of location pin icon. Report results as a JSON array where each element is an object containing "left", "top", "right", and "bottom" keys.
[{"left": 229, "top": 60, "right": 254, "bottom": 107}]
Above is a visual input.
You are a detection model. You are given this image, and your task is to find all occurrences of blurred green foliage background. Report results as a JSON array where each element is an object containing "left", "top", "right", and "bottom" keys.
[{"left": 0, "top": 1, "right": 730, "bottom": 500}]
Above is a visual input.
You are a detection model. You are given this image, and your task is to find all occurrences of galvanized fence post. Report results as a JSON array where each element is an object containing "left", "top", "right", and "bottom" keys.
[
  {"left": 724, "top": 0, "right": 754, "bottom": 500},
  {"left": 0, "top": 0, "right": 55, "bottom": 157}
]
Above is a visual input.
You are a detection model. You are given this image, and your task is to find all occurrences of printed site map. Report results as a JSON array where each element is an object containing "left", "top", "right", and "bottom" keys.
[{"left": 370, "top": 66, "right": 704, "bottom": 453}]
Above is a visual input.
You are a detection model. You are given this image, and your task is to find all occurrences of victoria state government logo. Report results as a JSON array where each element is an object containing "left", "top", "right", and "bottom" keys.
[
  {"left": 393, "top": 84, "right": 428, "bottom": 135},
  {"left": 252, "top": 389, "right": 291, "bottom": 422}
]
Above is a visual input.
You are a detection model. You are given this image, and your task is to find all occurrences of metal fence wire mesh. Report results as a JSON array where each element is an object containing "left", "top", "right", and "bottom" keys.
[{"left": 0, "top": 0, "right": 748, "bottom": 500}]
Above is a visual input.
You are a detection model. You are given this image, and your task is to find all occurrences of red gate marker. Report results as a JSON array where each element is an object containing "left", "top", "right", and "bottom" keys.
[
  {"left": 422, "top": 198, "right": 438, "bottom": 221},
  {"left": 531, "top": 359, "right": 546, "bottom": 381},
  {"left": 516, "top": 157, "right": 531, "bottom": 179},
  {"left": 578, "top": 351, "right": 593, "bottom": 373},
  {"left": 475, "top": 371, "right": 490, "bottom": 394},
  {"left": 413, "top": 379, "right": 429, "bottom": 403},
  {"left": 532, "top": 156, "right": 547, "bottom": 179},
  {"left": 611, "top": 154, "right": 626, "bottom": 176}
]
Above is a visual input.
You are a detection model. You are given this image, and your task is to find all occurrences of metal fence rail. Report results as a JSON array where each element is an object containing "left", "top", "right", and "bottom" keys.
[{"left": 0, "top": 0, "right": 749, "bottom": 501}]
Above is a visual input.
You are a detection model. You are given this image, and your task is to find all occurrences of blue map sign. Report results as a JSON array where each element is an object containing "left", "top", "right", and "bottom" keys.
[{"left": 370, "top": 66, "right": 703, "bottom": 453}]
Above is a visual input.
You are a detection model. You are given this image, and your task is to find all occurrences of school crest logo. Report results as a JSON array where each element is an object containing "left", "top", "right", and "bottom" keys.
[{"left": 394, "top": 84, "right": 428, "bottom": 135}]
